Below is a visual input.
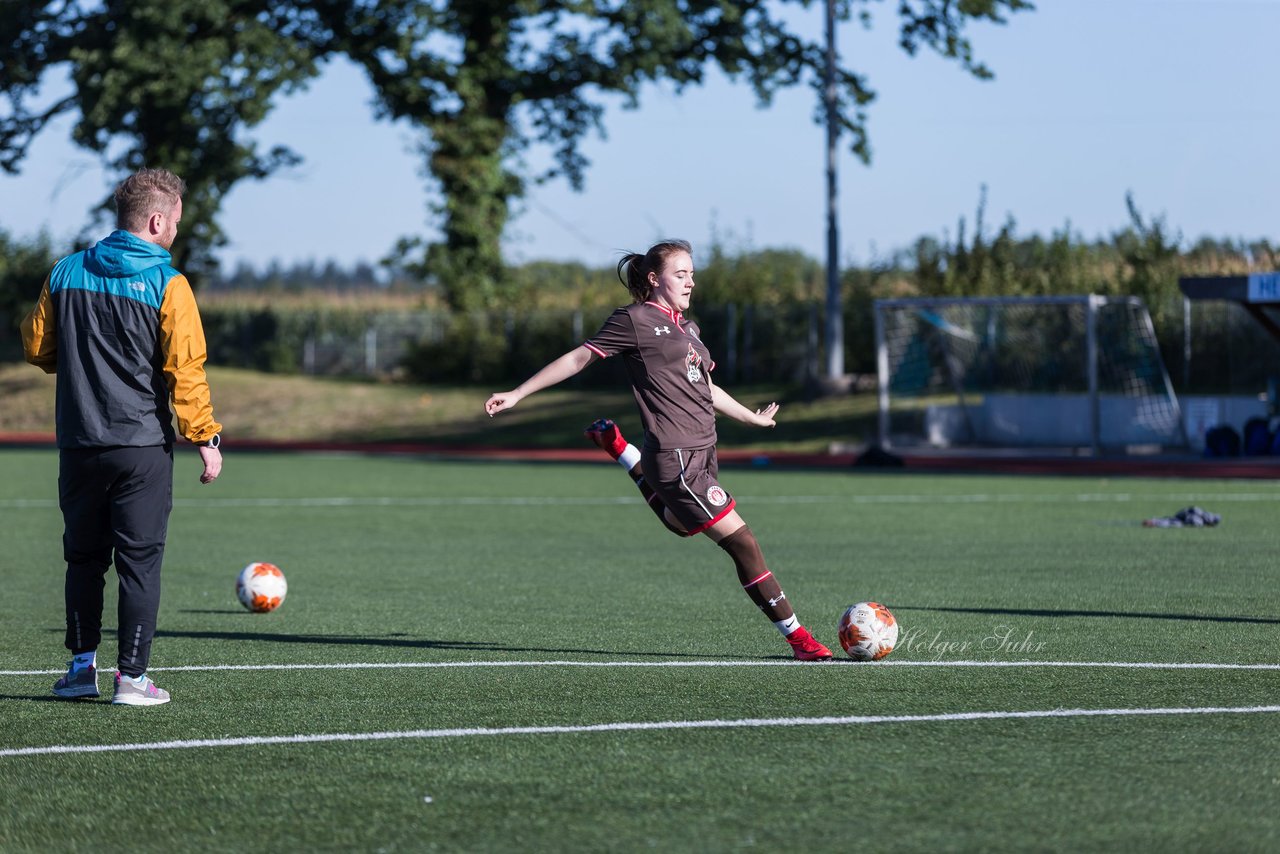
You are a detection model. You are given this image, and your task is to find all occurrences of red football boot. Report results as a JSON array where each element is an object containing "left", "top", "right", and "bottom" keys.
[
  {"left": 785, "top": 626, "right": 833, "bottom": 661},
  {"left": 584, "top": 418, "right": 629, "bottom": 461}
]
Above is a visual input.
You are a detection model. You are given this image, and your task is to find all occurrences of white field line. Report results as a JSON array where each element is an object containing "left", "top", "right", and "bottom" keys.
[
  {"left": 3, "top": 705, "right": 1278, "bottom": 758},
  {"left": 3, "top": 658, "right": 1279, "bottom": 677},
  {"left": 3, "top": 491, "right": 1280, "bottom": 510}
]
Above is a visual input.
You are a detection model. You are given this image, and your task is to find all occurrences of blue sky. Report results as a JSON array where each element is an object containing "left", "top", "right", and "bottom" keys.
[{"left": 1, "top": 0, "right": 1276, "bottom": 272}]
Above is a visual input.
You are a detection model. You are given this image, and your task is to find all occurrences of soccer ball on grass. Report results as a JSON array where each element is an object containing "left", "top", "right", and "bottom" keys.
[
  {"left": 236, "top": 562, "right": 287, "bottom": 613},
  {"left": 837, "top": 601, "right": 898, "bottom": 661}
]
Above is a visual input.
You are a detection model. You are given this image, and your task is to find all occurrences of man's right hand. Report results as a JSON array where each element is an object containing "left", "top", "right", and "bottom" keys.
[{"left": 198, "top": 445, "right": 222, "bottom": 484}]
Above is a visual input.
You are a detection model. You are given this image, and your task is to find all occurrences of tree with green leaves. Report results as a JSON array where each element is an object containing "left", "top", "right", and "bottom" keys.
[
  {"left": 2, "top": 0, "right": 1031, "bottom": 304},
  {"left": 0, "top": 1, "right": 322, "bottom": 282},
  {"left": 328, "top": 0, "right": 1032, "bottom": 310}
]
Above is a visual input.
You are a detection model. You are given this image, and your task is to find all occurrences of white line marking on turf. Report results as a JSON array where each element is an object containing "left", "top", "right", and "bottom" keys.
[
  {"left": 4, "top": 659, "right": 1279, "bottom": 677},
  {"left": 4, "top": 491, "right": 1280, "bottom": 510},
  {"left": 3, "top": 705, "right": 1278, "bottom": 758}
]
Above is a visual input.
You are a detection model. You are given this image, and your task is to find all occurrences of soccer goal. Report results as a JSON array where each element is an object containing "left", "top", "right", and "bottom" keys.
[{"left": 873, "top": 295, "right": 1189, "bottom": 454}]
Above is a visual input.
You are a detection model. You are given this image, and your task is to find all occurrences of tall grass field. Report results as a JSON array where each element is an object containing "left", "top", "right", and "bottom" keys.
[{"left": 1, "top": 449, "right": 1277, "bottom": 852}]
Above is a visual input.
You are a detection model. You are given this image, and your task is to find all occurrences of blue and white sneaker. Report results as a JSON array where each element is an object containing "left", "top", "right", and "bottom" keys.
[{"left": 52, "top": 662, "right": 100, "bottom": 699}]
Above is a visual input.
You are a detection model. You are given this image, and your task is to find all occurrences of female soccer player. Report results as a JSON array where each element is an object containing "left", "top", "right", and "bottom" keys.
[{"left": 484, "top": 239, "right": 832, "bottom": 660}]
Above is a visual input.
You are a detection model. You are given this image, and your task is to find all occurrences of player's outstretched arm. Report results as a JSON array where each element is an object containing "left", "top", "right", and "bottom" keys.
[
  {"left": 710, "top": 379, "right": 779, "bottom": 427},
  {"left": 485, "top": 345, "right": 597, "bottom": 417}
]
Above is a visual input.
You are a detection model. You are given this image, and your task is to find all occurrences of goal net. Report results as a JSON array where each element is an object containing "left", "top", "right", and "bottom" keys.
[{"left": 874, "top": 296, "right": 1188, "bottom": 453}]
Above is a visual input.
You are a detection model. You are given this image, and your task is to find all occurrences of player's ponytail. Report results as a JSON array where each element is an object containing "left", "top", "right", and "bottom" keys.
[
  {"left": 615, "top": 240, "right": 693, "bottom": 304},
  {"left": 615, "top": 252, "right": 649, "bottom": 303}
]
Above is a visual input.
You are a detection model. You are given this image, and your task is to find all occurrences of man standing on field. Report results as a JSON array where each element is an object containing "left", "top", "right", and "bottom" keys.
[{"left": 21, "top": 167, "right": 223, "bottom": 707}]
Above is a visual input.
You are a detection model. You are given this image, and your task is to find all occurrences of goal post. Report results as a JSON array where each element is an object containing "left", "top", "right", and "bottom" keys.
[{"left": 874, "top": 295, "right": 1189, "bottom": 454}]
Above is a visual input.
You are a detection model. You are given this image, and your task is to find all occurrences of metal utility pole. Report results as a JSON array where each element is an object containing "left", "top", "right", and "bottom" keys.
[{"left": 823, "top": 0, "right": 844, "bottom": 381}]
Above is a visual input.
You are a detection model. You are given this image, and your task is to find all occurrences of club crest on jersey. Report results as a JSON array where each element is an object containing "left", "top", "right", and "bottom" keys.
[
  {"left": 706, "top": 485, "right": 728, "bottom": 507},
  {"left": 685, "top": 343, "right": 703, "bottom": 384},
  {"left": 654, "top": 325, "right": 671, "bottom": 335}
]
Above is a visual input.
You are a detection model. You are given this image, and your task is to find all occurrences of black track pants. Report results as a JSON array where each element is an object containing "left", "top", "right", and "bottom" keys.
[{"left": 58, "top": 445, "right": 173, "bottom": 677}]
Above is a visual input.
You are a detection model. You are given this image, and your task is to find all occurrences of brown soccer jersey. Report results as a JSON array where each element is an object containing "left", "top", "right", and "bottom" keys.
[{"left": 584, "top": 301, "right": 717, "bottom": 451}]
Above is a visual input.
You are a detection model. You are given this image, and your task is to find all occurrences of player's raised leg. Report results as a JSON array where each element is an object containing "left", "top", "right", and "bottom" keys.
[{"left": 585, "top": 418, "right": 687, "bottom": 536}]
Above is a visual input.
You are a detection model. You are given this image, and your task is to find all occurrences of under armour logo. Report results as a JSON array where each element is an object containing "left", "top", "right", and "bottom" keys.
[
  {"left": 654, "top": 326, "right": 670, "bottom": 335},
  {"left": 768, "top": 593, "right": 787, "bottom": 607}
]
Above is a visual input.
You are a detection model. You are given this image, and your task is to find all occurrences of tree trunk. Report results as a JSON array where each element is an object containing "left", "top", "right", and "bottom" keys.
[{"left": 423, "top": 4, "right": 522, "bottom": 312}]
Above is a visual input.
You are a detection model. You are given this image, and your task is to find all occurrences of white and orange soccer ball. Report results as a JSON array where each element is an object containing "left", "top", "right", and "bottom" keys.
[
  {"left": 236, "top": 562, "right": 288, "bottom": 613},
  {"left": 837, "top": 601, "right": 898, "bottom": 661}
]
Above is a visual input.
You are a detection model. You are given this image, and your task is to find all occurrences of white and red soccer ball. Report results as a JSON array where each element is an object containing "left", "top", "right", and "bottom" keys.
[
  {"left": 837, "top": 601, "right": 898, "bottom": 661},
  {"left": 236, "top": 562, "right": 288, "bottom": 613}
]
